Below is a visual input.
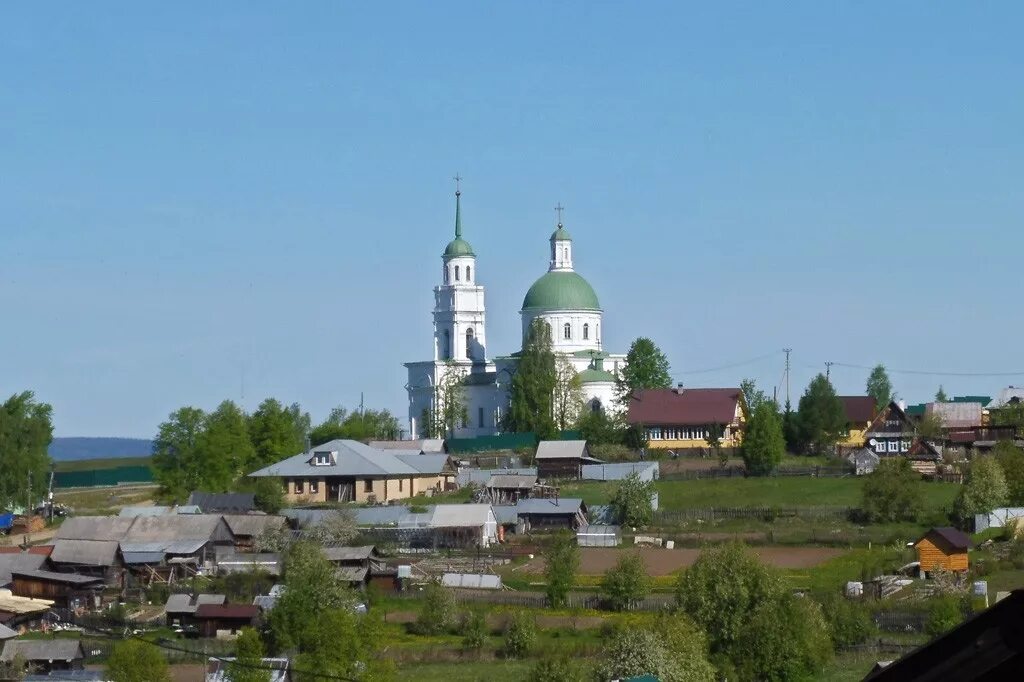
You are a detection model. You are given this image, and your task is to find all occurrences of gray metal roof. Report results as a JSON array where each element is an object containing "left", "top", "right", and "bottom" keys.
[
  {"left": 486, "top": 474, "right": 538, "bottom": 489},
  {"left": 493, "top": 506, "right": 518, "bottom": 525},
  {"left": 248, "top": 439, "right": 454, "bottom": 478},
  {"left": 0, "top": 554, "right": 47, "bottom": 586},
  {"left": 50, "top": 539, "right": 120, "bottom": 567},
  {"left": 581, "top": 461, "right": 659, "bottom": 482},
  {"left": 322, "top": 546, "right": 376, "bottom": 562},
  {"left": 335, "top": 566, "right": 369, "bottom": 583},
  {"left": 206, "top": 656, "right": 289, "bottom": 682},
  {"left": 1, "top": 639, "right": 84, "bottom": 662},
  {"left": 0, "top": 623, "right": 16, "bottom": 640},
  {"left": 514, "top": 498, "right": 585, "bottom": 515},
  {"left": 118, "top": 506, "right": 172, "bottom": 517},
  {"left": 165, "top": 593, "right": 225, "bottom": 614},
  {"left": 123, "top": 514, "right": 231, "bottom": 542},
  {"left": 221, "top": 514, "right": 285, "bottom": 537},
  {"left": 187, "top": 492, "right": 256, "bottom": 513},
  {"left": 11, "top": 570, "right": 103, "bottom": 586},
  {"left": 441, "top": 573, "right": 502, "bottom": 589},
  {"left": 458, "top": 467, "right": 537, "bottom": 486},
  {"left": 577, "top": 525, "right": 619, "bottom": 535},
  {"left": 253, "top": 594, "right": 277, "bottom": 611},
  {"left": 368, "top": 439, "right": 446, "bottom": 453},
  {"left": 535, "top": 440, "right": 590, "bottom": 460},
  {"left": 55, "top": 516, "right": 136, "bottom": 542},
  {"left": 428, "top": 504, "right": 494, "bottom": 528},
  {"left": 122, "top": 551, "right": 166, "bottom": 565}
]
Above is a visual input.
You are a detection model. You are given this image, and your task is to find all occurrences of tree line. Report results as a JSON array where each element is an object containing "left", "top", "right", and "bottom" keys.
[{"left": 152, "top": 398, "right": 399, "bottom": 503}]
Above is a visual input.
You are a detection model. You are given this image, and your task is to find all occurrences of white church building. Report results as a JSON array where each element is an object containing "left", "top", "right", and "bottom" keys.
[{"left": 404, "top": 188, "right": 626, "bottom": 438}]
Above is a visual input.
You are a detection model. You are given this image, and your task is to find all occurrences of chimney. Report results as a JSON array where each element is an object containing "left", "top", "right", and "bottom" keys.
[{"left": 674, "top": 383, "right": 684, "bottom": 395}]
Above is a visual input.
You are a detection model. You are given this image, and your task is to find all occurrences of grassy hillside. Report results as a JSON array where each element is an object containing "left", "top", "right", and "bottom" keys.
[{"left": 52, "top": 456, "right": 153, "bottom": 472}]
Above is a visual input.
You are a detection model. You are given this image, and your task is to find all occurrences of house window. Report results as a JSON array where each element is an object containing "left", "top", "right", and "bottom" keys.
[
  {"left": 583, "top": 323, "right": 589, "bottom": 340},
  {"left": 466, "top": 266, "right": 471, "bottom": 281},
  {"left": 466, "top": 327, "right": 474, "bottom": 359},
  {"left": 313, "top": 452, "right": 331, "bottom": 466},
  {"left": 888, "top": 441, "right": 899, "bottom": 453},
  {"left": 901, "top": 440, "right": 911, "bottom": 452},
  {"left": 874, "top": 441, "right": 885, "bottom": 454},
  {"left": 309, "top": 480, "right": 319, "bottom": 494},
  {"left": 294, "top": 479, "right": 304, "bottom": 494},
  {"left": 649, "top": 427, "right": 662, "bottom": 440},
  {"left": 478, "top": 406, "right": 484, "bottom": 428},
  {"left": 455, "top": 265, "right": 460, "bottom": 281},
  {"left": 563, "top": 323, "right": 571, "bottom": 340},
  {"left": 364, "top": 479, "right": 373, "bottom": 493}
]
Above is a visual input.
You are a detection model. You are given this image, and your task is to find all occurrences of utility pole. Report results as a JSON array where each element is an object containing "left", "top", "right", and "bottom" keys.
[
  {"left": 825, "top": 361, "right": 834, "bottom": 381},
  {"left": 783, "top": 348, "right": 792, "bottom": 405}
]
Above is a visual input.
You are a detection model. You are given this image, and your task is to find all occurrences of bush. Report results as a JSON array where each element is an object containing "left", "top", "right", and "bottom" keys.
[
  {"left": 925, "top": 595, "right": 964, "bottom": 637},
  {"left": 414, "top": 583, "right": 456, "bottom": 635},
  {"left": 544, "top": 532, "right": 580, "bottom": 608},
  {"left": 528, "top": 656, "right": 583, "bottom": 682},
  {"left": 861, "top": 458, "right": 923, "bottom": 523},
  {"left": 819, "top": 593, "right": 875, "bottom": 648},
  {"left": 610, "top": 472, "right": 656, "bottom": 527},
  {"left": 601, "top": 552, "right": 651, "bottom": 611},
  {"left": 461, "top": 610, "right": 488, "bottom": 653},
  {"left": 503, "top": 610, "right": 537, "bottom": 658}
]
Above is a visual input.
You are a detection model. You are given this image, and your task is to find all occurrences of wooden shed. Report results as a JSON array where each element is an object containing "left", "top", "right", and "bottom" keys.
[
  {"left": 915, "top": 527, "right": 970, "bottom": 574},
  {"left": 535, "top": 441, "right": 602, "bottom": 480}
]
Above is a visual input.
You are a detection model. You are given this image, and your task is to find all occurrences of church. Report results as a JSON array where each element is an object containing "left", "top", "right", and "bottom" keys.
[{"left": 404, "top": 187, "right": 627, "bottom": 438}]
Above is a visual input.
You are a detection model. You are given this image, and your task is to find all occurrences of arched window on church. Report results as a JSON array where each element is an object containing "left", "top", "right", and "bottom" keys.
[
  {"left": 545, "top": 322, "right": 553, "bottom": 340},
  {"left": 466, "top": 266, "right": 471, "bottom": 281},
  {"left": 591, "top": 398, "right": 602, "bottom": 414},
  {"left": 465, "top": 327, "right": 474, "bottom": 359},
  {"left": 443, "top": 266, "right": 449, "bottom": 284},
  {"left": 454, "top": 265, "right": 460, "bottom": 281},
  {"left": 563, "top": 323, "right": 571, "bottom": 340},
  {"left": 583, "top": 323, "right": 589, "bottom": 340},
  {"left": 443, "top": 330, "right": 451, "bottom": 360}
]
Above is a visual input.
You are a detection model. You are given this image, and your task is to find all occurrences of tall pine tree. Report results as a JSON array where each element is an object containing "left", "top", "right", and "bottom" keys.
[
  {"left": 795, "top": 374, "right": 846, "bottom": 455},
  {"left": 505, "top": 319, "right": 557, "bottom": 439}
]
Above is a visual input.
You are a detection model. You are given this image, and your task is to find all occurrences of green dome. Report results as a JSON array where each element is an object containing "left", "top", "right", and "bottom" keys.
[
  {"left": 551, "top": 225, "right": 572, "bottom": 241},
  {"left": 579, "top": 368, "right": 615, "bottom": 384},
  {"left": 522, "top": 271, "right": 600, "bottom": 311},
  {"left": 443, "top": 238, "right": 475, "bottom": 259}
]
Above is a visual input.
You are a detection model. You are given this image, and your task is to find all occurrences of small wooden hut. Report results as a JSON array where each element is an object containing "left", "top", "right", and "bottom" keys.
[{"left": 915, "top": 527, "right": 970, "bottom": 574}]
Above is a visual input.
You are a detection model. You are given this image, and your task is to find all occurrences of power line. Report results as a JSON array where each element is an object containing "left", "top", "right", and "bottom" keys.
[
  {"left": 828, "top": 362, "right": 1024, "bottom": 378},
  {"left": 679, "top": 351, "right": 782, "bottom": 376}
]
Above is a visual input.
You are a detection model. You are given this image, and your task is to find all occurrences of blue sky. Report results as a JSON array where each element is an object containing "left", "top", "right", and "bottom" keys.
[{"left": 2, "top": 3, "right": 1022, "bottom": 437}]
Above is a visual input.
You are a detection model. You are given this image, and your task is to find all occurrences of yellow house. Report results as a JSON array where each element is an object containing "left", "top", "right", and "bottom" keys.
[
  {"left": 247, "top": 439, "right": 457, "bottom": 504},
  {"left": 838, "top": 396, "right": 878, "bottom": 448},
  {"left": 626, "top": 387, "right": 747, "bottom": 451}
]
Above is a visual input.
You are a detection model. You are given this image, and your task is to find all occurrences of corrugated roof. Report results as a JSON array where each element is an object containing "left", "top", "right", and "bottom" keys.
[
  {"left": 535, "top": 440, "right": 591, "bottom": 460},
  {"left": 335, "top": 566, "right": 369, "bottom": 583},
  {"left": 926, "top": 402, "right": 983, "bottom": 429},
  {"left": 368, "top": 439, "right": 446, "bottom": 453},
  {"left": 165, "top": 593, "right": 225, "bottom": 614},
  {"left": 514, "top": 498, "right": 585, "bottom": 515},
  {"left": 123, "top": 514, "right": 230, "bottom": 543},
  {"left": 221, "top": 515, "right": 285, "bottom": 538},
  {"left": 440, "top": 573, "right": 502, "bottom": 589},
  {"left": 493, "top": 506, "right": 518, "bottom": 525},
  {"left": 122, "top": 551, "right": 166, "bottom": 565},
  {"left": 428, "top": 504, "right": 493, "bottom": 528},
  {"left": 118, "top": 506, "right": 172, "bottom": 517},
  {"left": 322, "top": 546, "right": 376, "bottom": 562},
  {"left": 627, "top": 388, "right": 743, "bottom": 426},
  {"left": 577, "top": 525, "right": 619, "bottom": 535},
  {"left": 1, "top": 639, "right": 84, "bottom": 662},
  {"left": 11, "top": 570, "right": 103, "bottom": 586},
  {"left": 55, "top": 516, "right": 136, "bottom": 542},
  {"left": 195, "top": 603, "right": 259, "bottom": 619},
  {"left": 840, "top": 396, "right": 877, "bottom": 423},
  {"left": 187, "top": 492, "right": 256, "bottom": 513},
  {"left": 0, "top": 623, "right": 17, "bottom": 640},
  {"left": 49, "top": 539, "right": 119, "bottom": 567},
  {"left": 248, "top": 439, "right": 453, "bottom": 478},
  {"left": 486, "top": 474, "right": 537, "bottom": 489},
  {"left": 0, "top": 554, "right": 47, "bottom": 586}
]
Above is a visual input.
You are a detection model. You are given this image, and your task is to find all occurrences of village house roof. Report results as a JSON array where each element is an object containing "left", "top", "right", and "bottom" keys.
[
  {"left": 368, "top": 439, "right": 447, "bottom": 453},
  {"left": 1, "top": 639, "right": 84, "bottom": 663},
  {"left": 626, "top": 388, "right": 744, "bottom": 426},
  {"left": 55, "top": 517, "right": 136, "bottom": 542},
  {"left": 118, "top": 506, "right": 173, "bottom": 517},
  {"left": 839, "top": 396, "right": 877, "bottom": 423},
  {"left": 535, "top": 440, "right": 596, "bottom": 461},
  {"left": 441, "top": 573, "right": 502, "bottom": 589},
  {"left": 485, "top": 474, "right": 538, "bottom": 489},
  {"left": 335, "top": 566, "right": 369, "bottom": 583},
  {"left": 165, "top": 593, "right": 226, "bottom": 614},
  {"left": 194, "top": 603, "right": 260, "bottom": 620},
  {"left": 11, "top": 570, "right": 103, "bottom": 587},
  {"left": 49, "top": 540, "right": 120, "bottom": 567},
  {"left": 0, "top": 589, "right": 54, "bottom": 615},
  {"left": 988, "top": 387, "right": 1024, "bottom": 409},
  {"left": 221, "top": 515, "right": 285, "bottom": 538},
  {"left": 0, "top": 554, "right": 47, "bottom": 586},
  {"left": 322, "top": 546, "right": 377, "bottom": 562},
  {"left": 513, "top": 498, "right": 586, "bottom": 515},
  {"left": 247, "top": 439, "right": 455, "bottom": 479},
  {"left": 0, "top": 623, "right": 16, "bottom": 640},
  {"left": 926, "top": 402, "right": 983, "bottom": 429},
  {"left": 426, "top": 504, "right": 494, "bottom": 528},
  {"left": 917, "top": 527, "right": 971, "bottom": 551},
  {"left": 187, "top": 492, "right": 256, "bottom": 514},
  {"left": 206, "top": 656, "right": 289, "bottom": 682},
  {"left": 217, "top": 554, "right": 281, "bottom": 576}
]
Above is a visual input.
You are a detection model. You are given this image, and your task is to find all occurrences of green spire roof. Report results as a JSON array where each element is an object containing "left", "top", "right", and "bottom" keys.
[
  {"left": 551, "top": 223, "right": 572, "bottom": 241},
  {"left": 443, "top": 190, "right": 475, "bottom": 259},
  {"left": 521, "top": 271, "right": 600, "bottom": 311}
]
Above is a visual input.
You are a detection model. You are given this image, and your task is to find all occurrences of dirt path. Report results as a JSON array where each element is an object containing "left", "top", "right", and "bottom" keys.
[{"left": 518, "top": 546, "right": 843, "bottom": 576}]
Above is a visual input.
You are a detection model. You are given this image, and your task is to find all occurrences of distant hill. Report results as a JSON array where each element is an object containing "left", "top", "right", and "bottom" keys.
[{"left": 49, "top": 437, "right": 154, "bottom": 461}]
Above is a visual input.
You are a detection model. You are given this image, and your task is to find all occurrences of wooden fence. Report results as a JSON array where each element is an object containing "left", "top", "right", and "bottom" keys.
[
  {"left": 392, "top": 588, "right": 676, "bottom": 611},
  {"left": 652, "top": 506, "right": 852, "bottom": 524}
]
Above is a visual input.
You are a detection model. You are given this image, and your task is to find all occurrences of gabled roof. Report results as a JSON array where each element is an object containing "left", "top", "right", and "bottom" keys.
[
  {"left": 917, "top": 527, "right": 971, "bottom": 551},
  {"left": 248, "top": 439, "right": 454, "bottom": 478},
  {"left": 865, "top": 401, "right": 917, "bottom": 436},
  {"left": 368, "top": 439, "right": 447, "bottom": 453},
  {"left": 123, "top": 514, "right": 231, "bottom": 543},
  {"left": 50, "top": 539, "right": 120, "bottom": 567},
  {"left": 55, "top": 516, "right": 136, "bottom": 542},
  {"left": 0, "top": 554, "right": 47, "bottom": 586},
  {"left": 426, "top": 504, "right": 494, "bottom": 528},
  {"left": 535, "top": 440, "right": 593, "bottom": 460},
  {"left": 335, "top": 566, "right": 369, "bottom": 583},
  {"left": 1, "top": 639, "right": 84, "bottom": 662},
  {"left": 221, "top": 515, "right": 285, "bottom": 538},
  {"left": 988, "top": 387, "right": 1024, "bottom": 409},
  {"left": 626, "top": 388, "right": 744, "bottom": 426},
  {"left": 839, "top": 396, "right": 877, "bottom": 424},
  {"left": 165, "top": 593, "right": 225, "bottom": 614},
  {"left": 926, "top": 402, "right": 983, "bottom": 429},
  {"left": 11, "top": 570, "right": 104, "bottom": 586},
  {"left": 322, "top": 546, "right": 377, "bottom": 562},
  {"left": 194, "top": 603, "right": 259, "bottom": 619},
  {"left": 118, "top": 506, "right": 173, "bottom": 517},
  {"left": 514, "top": 498, "right": 586, "bottom": 515},
  {"left": 187, "top": 492, "right": 256, "bottom": 514}
]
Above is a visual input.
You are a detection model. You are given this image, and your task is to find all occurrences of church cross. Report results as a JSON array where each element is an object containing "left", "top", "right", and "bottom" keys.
[
  {"left": 554, "top": 203, "right": 564, "bottom": 225},
  {"left": 453, "top": 174, "right": 462, "bottom": 194}
]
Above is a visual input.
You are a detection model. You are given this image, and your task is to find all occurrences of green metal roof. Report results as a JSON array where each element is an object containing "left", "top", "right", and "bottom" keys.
[
  {"left": 579, "top": 368, "right": 615, "bottom": 384},
  {"left": 550, "top": 225, "right": 572, "bottom": 241},
  {"left": 521, "top": 271, "right": 600, "bottom": 311}
]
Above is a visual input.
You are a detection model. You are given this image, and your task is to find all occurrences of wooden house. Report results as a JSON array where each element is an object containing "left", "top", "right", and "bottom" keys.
[
  {"left": 838, "top": 396, "right": 878, "bottom": 448},
  {"left": 10, "top": 570, "right": 104, "bottom": 610},
  {"left": 864, "top": 401, "right": 942, "bottom": 475},
  {"left": 915, "top": 527, "right": 970, "bottom": 574},
  {"left": 626, "top": 387, "right": 747, "bottom": 452},
  {"left": 194, "top": 603, "right": 260, "bottom": 638},
  {"left": 535, "top": 441, "right": 602, "bottom": 480},
  {"left": 0, "top": 639, "right": 85, "bottom": 673}
]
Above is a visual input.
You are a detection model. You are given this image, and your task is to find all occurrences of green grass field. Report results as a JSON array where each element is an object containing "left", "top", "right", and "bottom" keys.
[
  {"left": 560, "top": 476, "right": 960, "bottom": 512},
  {"left": 53, "top": 456, "right": 152, "bottom": 472}
]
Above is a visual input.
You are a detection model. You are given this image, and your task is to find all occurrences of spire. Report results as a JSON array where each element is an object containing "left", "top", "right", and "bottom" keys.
[
  {"left": 454, "top": 174, "right": 463, "bottom": 239},
  {"left": 555, "top": 202, "right": 564, "bottom": 229}
]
